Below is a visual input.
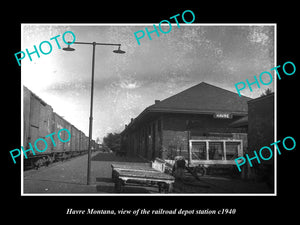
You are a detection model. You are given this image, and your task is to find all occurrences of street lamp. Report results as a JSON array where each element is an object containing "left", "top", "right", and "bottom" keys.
[
  {"left": 63, "top": 41, "right": 125, "bottom": 185},
  {"left": 62, "top": 45, "right": 75, "bottom": 51}
]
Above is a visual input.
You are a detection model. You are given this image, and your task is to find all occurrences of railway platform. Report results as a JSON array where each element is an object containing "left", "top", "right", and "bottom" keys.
[
  {"left": 23, "top": 151, "right": 152, "bottom": 194},
  {"left": 23, "top": 151, "right": 272, "bottom": 194}
]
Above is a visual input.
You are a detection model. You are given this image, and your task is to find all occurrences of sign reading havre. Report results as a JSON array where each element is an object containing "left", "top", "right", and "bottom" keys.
[{"left": 213, "top": 113, "right": 232, "bottom": 119}]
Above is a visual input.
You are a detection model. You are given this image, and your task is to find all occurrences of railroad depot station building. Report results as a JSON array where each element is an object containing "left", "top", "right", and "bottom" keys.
[
  {"left": 121, "top": 82, "right": 251, "bottom": 172},
  {"left": 120, "top": 82, "right": 274, "bottom": 179}
]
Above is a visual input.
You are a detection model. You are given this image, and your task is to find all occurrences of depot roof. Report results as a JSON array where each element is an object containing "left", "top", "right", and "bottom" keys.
[
  {"left": 148, "top": 82, "right": 251, "bottom": 114},
  {"left": 123, "top": 82, "right": 252, "bottom": 132}
]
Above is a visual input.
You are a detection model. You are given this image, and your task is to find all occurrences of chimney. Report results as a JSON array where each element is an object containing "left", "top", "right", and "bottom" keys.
[{"left": 155, "top": 100, "right": 160, "bottom": 104}]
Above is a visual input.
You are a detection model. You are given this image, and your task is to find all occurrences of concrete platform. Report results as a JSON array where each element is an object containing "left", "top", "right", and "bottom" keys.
[
  {"left": 23, "top": 152, "right": 273, "bottom": 195},
  {"left": 23, "top": 152, "right": 152, "bottom": 194}
]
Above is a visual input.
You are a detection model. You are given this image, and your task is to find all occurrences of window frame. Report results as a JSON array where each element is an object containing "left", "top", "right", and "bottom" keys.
[{"left": 189, "top": 139, "right": 243, "bottom": 165}]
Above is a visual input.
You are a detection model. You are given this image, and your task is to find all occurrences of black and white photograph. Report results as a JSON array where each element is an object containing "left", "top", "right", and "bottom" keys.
[
  {"left": 4, "top": 5, "right": 298, "bottom": 221},
  {"left": 21, "top": 24, "right": 276, "bottom": 195}
]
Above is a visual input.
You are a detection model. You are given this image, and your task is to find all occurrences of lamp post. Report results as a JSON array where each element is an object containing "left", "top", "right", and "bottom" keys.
[{"left": 63, "top": 41, "right": 125, "bottom": 185}]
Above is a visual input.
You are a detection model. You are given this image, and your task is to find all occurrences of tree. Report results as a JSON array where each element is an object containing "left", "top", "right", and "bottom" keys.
[
  {"left": 260, "top": 88, "right": 273, "bottom": 97},
  {"left": 103, "top": 132, "right": 121, "bottom": 152}
]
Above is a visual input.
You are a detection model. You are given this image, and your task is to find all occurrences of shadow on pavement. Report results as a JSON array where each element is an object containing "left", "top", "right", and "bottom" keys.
[
  {"left": 95, "top": 176, "right": 155, "bottom": 194},
  {"left": 96, "top": 183, "right": 151, "bottom": 193},
  {"left": 96, "top": 184, "right": 115, "bottom": 193},
  {"left": 24, "top": 177, "right": 85, "bottom": 186},
  {"left": 91, "top": 152, "right": 147, "bottom": 163}
]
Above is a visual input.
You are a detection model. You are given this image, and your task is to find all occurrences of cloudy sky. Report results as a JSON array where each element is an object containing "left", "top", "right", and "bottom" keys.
[{"left": 21, "top": 24, "right": 275, "bottom": 141}]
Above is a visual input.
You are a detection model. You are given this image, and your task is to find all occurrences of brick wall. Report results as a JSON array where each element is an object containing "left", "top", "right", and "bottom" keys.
[
  {"left": 122, "top": 113, "right": 248, "bottom": 161},
  {"left": 162, "top": 130, "right": 189, "bottom": 160}
]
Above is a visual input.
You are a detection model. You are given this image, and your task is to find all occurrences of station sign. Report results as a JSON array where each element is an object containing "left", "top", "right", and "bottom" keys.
[{"left": 213, "top": 113, "right": 232, "bottom": 119}]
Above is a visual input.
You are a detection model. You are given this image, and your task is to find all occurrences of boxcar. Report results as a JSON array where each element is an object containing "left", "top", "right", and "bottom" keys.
[
  {"left": 71, "top": 125, "right": 80, "bottom": 154},
  {"left": 23, "top": 86, "right": 54, "bottom": 157},
  {"left": 52, "top": 112, "right": 73, "bottom": 159},
  {"left": 23, "top": 86, "right": 97, "bottom": 170}
]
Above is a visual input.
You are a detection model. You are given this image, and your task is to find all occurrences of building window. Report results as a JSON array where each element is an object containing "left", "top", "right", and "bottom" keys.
[
  {"left": 190, "top": 140, "right": 242, "bottom": 161},
  {"left": 191, "top": 142, "right": 207, "bottom": 160},
  {"left": 225, "top": 142, "right": 240, "bottom": 160},
  {"left": 208, "top": 142, "right": 224, "bottom": 160}
]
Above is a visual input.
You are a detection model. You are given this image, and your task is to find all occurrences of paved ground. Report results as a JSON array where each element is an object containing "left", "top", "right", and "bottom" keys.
[
  {"left": 23, "top": 151, "right": 273, "bottom": 194},
  {"left": 23, "top": 152, "right": 155, "bottom": 194}
]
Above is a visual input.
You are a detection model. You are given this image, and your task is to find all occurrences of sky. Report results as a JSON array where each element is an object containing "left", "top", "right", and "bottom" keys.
[{"left": 21, "top": 24, "right": 275, "bottom": 142}]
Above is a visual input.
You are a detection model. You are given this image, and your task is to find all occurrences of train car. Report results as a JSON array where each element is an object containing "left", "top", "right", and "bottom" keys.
[
  {"left": 83, "top": 135, "right": 89, "bottom": 152},
  {"left": 78, "top": 130, "right": 87, "bottom": 155},
  {"left": 23, "top": 87, "right": 55, "bottom": 168},
  {"left": 52, "top": 112, "right": 72, "bottom": 160},
  {"left": 71, "top": 125, "right": 80, "bottom": 155},
  {"left": 79, "top": 131, "right": 85, "bottom": 153},
  {"left": 23, "top": 86, "right": 97, "bottom": 170}
]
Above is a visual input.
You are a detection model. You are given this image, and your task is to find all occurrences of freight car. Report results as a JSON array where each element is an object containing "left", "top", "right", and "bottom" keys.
[{"left": 23, "top": 86, "right": 99, "bottom": 170}]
